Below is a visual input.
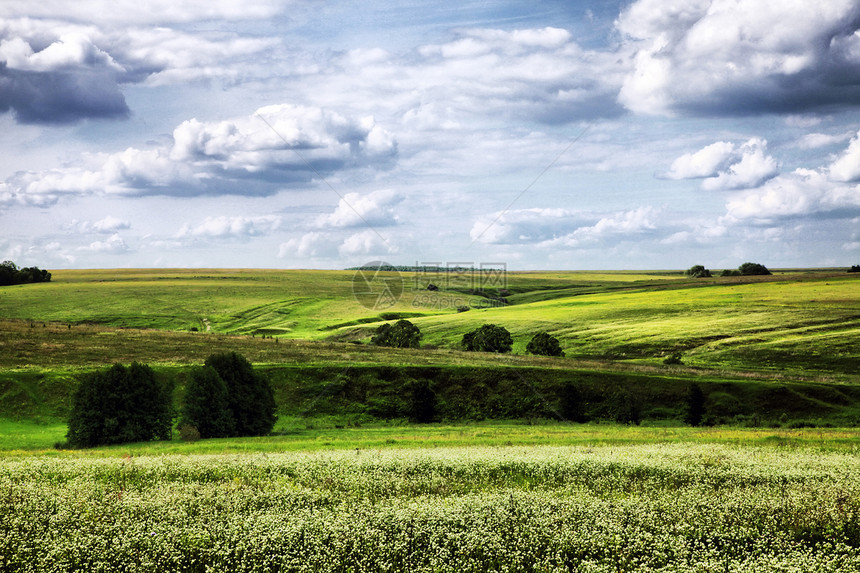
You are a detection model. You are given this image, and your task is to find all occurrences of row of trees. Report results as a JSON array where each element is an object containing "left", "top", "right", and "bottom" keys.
[
  {"left": 685, "top": 262, "right": 771, "bottom": 278},
  {"left": 0, "top": 261, "right": 51, "bottom": 286},
  {"left": 371, "top": 320, "right": 564, "bottom": 357},
  {"left": 66, "top": 352, "right": 276, "bottom": 448}
]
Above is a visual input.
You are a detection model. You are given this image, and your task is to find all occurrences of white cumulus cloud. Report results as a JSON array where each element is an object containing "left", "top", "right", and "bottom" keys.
[
  {"left": 316, "top": 189, "right": 403, "bottom": 229},
  {"left": 667, "top": 138, "right": 779, "bottom": 190},
  {"left": 828, "top": 131, "right": 860, "bottom": 182},
  {"left": 177, "top": 215, "right": 282, "bottom": 239},
  {"left": 617, "top": 0, "right": 860, "bottom": 116}
]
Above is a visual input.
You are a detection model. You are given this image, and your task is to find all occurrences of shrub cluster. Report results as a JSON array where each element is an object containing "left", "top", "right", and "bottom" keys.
[
  {"left": 371, "top": 319, "right": 422, "bottom": 348},
  {"left": 719, "top": 262, "right": 772, "bottom": 277},
  {"left": 66, "top": 352, "right": 277, "bottom": 447},
  {"left": 462, "top": 324, "right": 514, "bottom": 353},
  {"left": 0, "top": 260, "right": 51, "bottom": 286}
]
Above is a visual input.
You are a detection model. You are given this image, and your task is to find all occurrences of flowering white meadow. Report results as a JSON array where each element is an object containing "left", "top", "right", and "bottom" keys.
[{"left": 2, "top": 444, "right": 859, "bottom": 571}]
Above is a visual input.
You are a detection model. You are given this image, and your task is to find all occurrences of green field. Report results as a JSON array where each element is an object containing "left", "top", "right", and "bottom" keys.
[
  {"left": 1, "top": 268, "right": 857, "bottom": 374},
  {"left": 4, "top": 441, "right": 860, "bottom": 571},
  {"left": 2, "top": 268, "right": 860, "bottom": 570},
  {"left": 1, "top": 267, "right": 859, "bottom": 432}
]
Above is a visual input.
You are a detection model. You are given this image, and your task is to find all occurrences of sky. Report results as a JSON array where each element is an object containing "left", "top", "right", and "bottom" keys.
[{"left": 1, "top": 0, "right": 860, "bottom": 271}]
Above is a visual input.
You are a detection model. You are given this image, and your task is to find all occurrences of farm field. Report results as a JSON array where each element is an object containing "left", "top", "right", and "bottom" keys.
[{"left": 3, "top": 441, "right": 860, "bottom": 571}]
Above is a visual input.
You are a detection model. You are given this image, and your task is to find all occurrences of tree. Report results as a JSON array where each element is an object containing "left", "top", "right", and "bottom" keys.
[
  {"left": 684, "top": 383, "right": 705, "bottom": 427},
  {"left": 66, "top": 362, "right": 173, "bottom": 448},
  {"left": 179, "top": 366, "right": 234, "bottom": 438},
  {"left": 560, "top": 382, "right": 586, "bottom": 423},
  {"left": 205, "top": 352, "right": 277, "bottom": 437},
  {"left": 408, "top": 379, "right": 437, "bottom": 423},
  {"left": 526, "top": 332, "right": 565, "bottom": 357},
  {"left": 371, "top": 319, "right": 422, "bottom": 348},
  {"left": 685, "top": 265, "right": 711, "bottom": 278},
  {"left": 461, "top": 324, "right": 513, "bottom": 353},
  {"left": 738, "top": 262, "right": 771, "bottom": 276},
  {"left": 612, "top": 391, "right": 641, "bottom": 425},
  {"left": 0, "top": 260, "right": 51, "bottom": 286},
  {"left": 848, "top": 265, "right": 860, "bottom": 273},
  {"left": 0, "top": 261, "right": 17, "bottom": 286}
]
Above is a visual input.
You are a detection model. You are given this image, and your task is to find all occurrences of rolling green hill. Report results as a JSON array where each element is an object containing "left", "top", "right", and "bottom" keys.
[{"left": 1, "top": 267, "right": 859, "bottom": 432}]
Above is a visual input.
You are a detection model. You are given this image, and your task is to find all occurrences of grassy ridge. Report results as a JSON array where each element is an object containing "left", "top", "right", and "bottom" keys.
[{"left": 1, "top": 268, "right": 858, "bottom": 375}]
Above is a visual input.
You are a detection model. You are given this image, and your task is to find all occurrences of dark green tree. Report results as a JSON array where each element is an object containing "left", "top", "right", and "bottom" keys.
[
  {"left": 848, "top": 265, "right": 860, "bottom": 273},
  {"left": 408, "top": 379, "right": 437, "bottom": 423},
  {"left": 0, "top": 261, "right": 18, "bottom": 286},
  {"left": 526, "top": 332, "right": 565, "bottom": 357},
  {"left": 66, "top": 362, "right": 173, "bottom": 448},
  {"left": 461, "top": 324, "right": 513, "bottom": 353},
  {"left": 738, "top": 262, "right": 771, "bottom": 276},
  {"left": 560, "top": 382, "right": 586, "bottom": 422},
  {"left": 685, "top": 265, "right": 711, "bottom": 278},
  {"left": 685, "top": 383, "right": 705, "bottom": 427},
  {"left": 179, "top": 366, "right": 235, "bottom": 438},
  {"left": 612, "top": 391, "right": 641, "bottom": 425},
  {"left": 371, "top": 319, "right": 422, "bottom": 348},
  {"left": 205, "top": 352, "right": 277, "bottom": 437},
  {"left": 0, "top": 261, "right": 51, "bottom": 286}
]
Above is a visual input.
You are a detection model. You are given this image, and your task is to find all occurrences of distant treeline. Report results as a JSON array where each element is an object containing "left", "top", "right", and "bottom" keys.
[{"left": 0, "top": 261, "right": 51, "bottom": 286}]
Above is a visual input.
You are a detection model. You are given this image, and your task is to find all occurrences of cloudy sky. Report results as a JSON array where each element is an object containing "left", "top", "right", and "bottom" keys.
[{"left": 2, "top": 0, "right": 860, "bottom": 270}]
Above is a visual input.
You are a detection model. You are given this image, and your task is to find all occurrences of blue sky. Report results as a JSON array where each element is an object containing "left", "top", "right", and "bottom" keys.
[{"left": 1, "top": 0, "right": 860, "bottom": 270}]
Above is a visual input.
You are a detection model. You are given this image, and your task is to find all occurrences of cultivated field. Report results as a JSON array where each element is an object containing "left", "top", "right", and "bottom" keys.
[
  {"left": 2, "top": 267, "right": 860, "bottom": 570},
  {"left": 4, "top": 443, "right": 860, "bottom": 571}
]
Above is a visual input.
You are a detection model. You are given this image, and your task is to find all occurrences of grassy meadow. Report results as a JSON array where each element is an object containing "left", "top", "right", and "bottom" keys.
[
  {"left": 4, "top": 442, "right": 860, "bottom": 571},
  {"left": 1, "top": 267, "right": 858, "bottom": 373},
  {"left": 2, "top": 267, "right": 860, "bottom": 570}
]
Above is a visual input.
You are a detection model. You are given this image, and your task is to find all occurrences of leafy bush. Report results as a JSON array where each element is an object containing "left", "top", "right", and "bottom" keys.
[
  {"left": 371, "top": 319, "right": 422, "bottom": 348},
  {"left": 663, "top": 352, "right": 683, "bottom": 365},
  {"left": 612, "top": 391, "right": 641, "bottom": 425},
  {"left": 205, "top": 352, "right": 277, "bottom": 437},
  {"left": 685, "top": 265, "right": 711, "bottom": 278},
  {"left": 461, "top": 324, "right": 513, "bottom": 353},
  {"left": 738, "top": 262, "right": 771, "bottom": 276},
  {"left": 849, "top": 265, "right": 860, "bottom": 273},
  {"left": 559, "top": 382, "right": 586, "bottom": 422},
  {"left": 177, "top": 424, "right": 201, "bottom": 442},
  {"left": 408, "top": 379, "right": 437, "bottom": 423},
  {"left": 179, "top": 366, "right": 235, "bottom": 438},
  {"left": 66, "top": 362, "right": 173, "bottom": 448},
  {"left": 685, "top": 383, "right": 705, "bottom": 427},
  {"left": 526, "top": 332, "right": 565, "bottom": 357}
]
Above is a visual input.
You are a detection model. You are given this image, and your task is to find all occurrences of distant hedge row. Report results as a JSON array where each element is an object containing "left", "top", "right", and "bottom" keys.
[{"left": 0, "top": 261, "right": 51, "bottom": 286}]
